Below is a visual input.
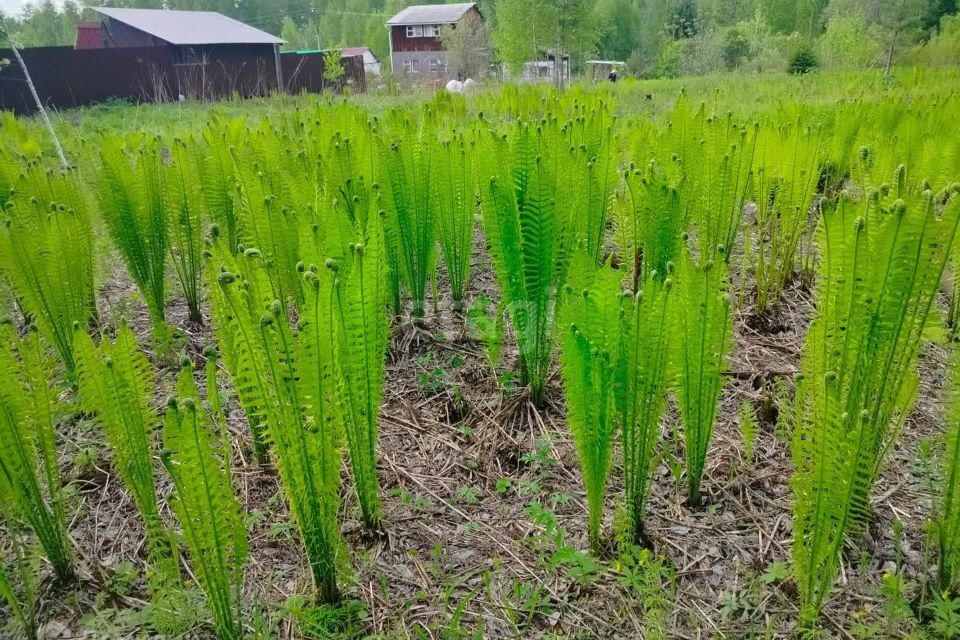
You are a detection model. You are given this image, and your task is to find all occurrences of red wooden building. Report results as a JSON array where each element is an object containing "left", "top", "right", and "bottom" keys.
[{"left": 386, "top": 3, "right": 481, "bottom": 82}]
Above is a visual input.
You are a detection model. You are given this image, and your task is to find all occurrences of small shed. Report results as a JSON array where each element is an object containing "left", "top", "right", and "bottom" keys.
[
  {"left": 342, "top": 46, "right": 381, "bottom": 76},
  {"left": 386, "top": 3, "right": 481, "bottom": 81}
]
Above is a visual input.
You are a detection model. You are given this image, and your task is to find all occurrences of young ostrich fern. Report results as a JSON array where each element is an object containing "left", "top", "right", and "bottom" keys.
[
  {"left": 210, "top": 247, "right": 344, "bottom": 603},
  {"left": 0, "top": 328, "right": 74, "bottom": 583},
  {"left": 0, "top": 164, "right": 96, "bottom": 377},
  {"left": 98, "top": 138, "right": 170, "bottom": 333},
  {"left": 792, "top": 179, "right": 960, "bottom": 623},
  {"left": 73, "top": 325, "right": 178, "bottom": 591},
  {"left": 672, "top": 245, "right": 733, "bottom": 505},
  {"left": 478, "top": 116, "right": 584, "bottom": 406},
  {"left": 619, "top": 272, "right": 672, "bottom": 541},
  {"left": 434, "top": 129, "right": 477, "bottom": 311},
  {"left": 377, "top": 114, "right": 437, "bottom": 322},
  {"left": 328, "top": 217, "right": 389, "bottom": 530},
  {"left": 559, "top": 254, "right": 623, "bottom": 553},
  {"left": 161, "top": 363, "right": 247, "bottom": 640},
  {"left": 167, "top": 139, "right": 206, "bottom": 325}
]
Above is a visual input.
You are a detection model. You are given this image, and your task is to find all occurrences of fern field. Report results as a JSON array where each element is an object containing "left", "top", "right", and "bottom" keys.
[{"left": 3, "top": 70, "right": 960, "bottom": 638}]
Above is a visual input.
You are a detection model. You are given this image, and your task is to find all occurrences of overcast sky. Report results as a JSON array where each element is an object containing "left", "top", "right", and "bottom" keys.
[{"left": 1, "top": 0, "right": 48, "bottom": 17}]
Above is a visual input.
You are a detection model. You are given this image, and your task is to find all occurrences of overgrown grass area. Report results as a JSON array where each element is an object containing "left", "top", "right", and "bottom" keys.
[{"left": 2, "top": 68, "right": 960, "bottom": 639}]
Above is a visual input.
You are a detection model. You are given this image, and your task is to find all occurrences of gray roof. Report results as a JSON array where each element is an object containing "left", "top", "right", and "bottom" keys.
[
  {"left": 92, "top": 7, "right": 284, "bottom": 45},
  {"left": 386, "top": 3, "right": 477, "bottom": 26}
]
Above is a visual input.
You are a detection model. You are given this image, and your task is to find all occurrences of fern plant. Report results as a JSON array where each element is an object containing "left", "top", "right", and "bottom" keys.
[
  {"left": 434, "top": 129, "right": 477, "bottom": 311},
  {"left": 619, "top": 272, "right": 672, "bottom": 541},
  {"left": 326, "top": 216, "right": 389, "bottom": 530},
  {"left": 791, "top": 181, "right": 960, "bottom": 623},
  {"left": 210, "top": 247, "right": 344, "bottom": 603},
  {"left": 672, "top": 245, "right": 733, "bottom": 505},
  {"left": 478, "top": 117, "right": 583, "bottom": 406},
  {"left": 73, "top": 324, "right": 179, "bottom": 592},
  {"left": 615, "top": 160, "right": 684, "bottom": 289},
  {"left": 161, "top": 362, "right": 247, "bottom": 640},
  {"left": 98, "top": 138, "right": 170, "bottom": 332},
  {"left": 0, "top": 163, "right": 96, "bottom": 377},
  {"left": 377, "top": 114, "right": 437, "bottom": 322},
  {"left": 559, "top": 253, "right": 623, "bottom": 553},
  {"left": 752, "top": 120, "right": 821, "bottom": 313},
  {"left": 167, "top": 138, "right": 206, "bottom": 324},
  {"left": 0, "top": 328, "right": 74, "bottom": 584}
]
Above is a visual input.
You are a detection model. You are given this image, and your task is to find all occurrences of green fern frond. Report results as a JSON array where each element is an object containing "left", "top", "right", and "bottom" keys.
[
  {"left": 161, "top": 363, "right": 247, "bottom": 640},
  {"left": 0, "top": 164, "right": 96, "bottom": 377},
  {"left": 0, "top": 326, "right": 74, "bottom": 583},
  {"left": 672, "top": 245, "right": 733, "bottom": 505}
]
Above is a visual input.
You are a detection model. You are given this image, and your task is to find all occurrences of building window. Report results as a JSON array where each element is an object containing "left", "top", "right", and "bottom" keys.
[
  {"left": 428, "top": 57, "right": 447, "bottom": 73},
  {"left": 403, "top": 59, "right": 418, "bottom": 74},
  {"left": 422, "top": 24, "right": 440, "bottom": 37},
  {"left": 405, "top": 25, "right": 423, "bottom": 37}
]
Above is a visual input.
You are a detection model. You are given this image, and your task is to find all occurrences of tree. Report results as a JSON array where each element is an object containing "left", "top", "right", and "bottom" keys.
[
  {"left": 494, "top": 0, "right": 554, "bottom": 74},
  {"left": 441, "top": 12, "right": 492, "bottom": 79},
  {"left": 323, "top": 48, "right": 345, "bottom": 87},
  {"left": 872, "top": 0, "right": 930, "bottom": 74},
  {"left": 594, "top": 0, "right": 642, "bottom": 61}
]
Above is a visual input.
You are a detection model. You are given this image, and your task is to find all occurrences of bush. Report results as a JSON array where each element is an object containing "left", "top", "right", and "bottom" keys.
[
  {"left": 788, "top": 46, "right": 818, "bottom": 74},
  {"left": 655, "top": 39, "right": 692, "bottom": 78},
  {"left": 722, "top": 27, "right": 750, "bottom": 70}
]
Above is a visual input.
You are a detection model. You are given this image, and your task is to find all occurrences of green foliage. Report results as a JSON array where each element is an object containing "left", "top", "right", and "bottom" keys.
[
  {"left": 940, "top": 346, "right": 960, "bottom": 593},
  {"left": 558, "top": 254, "right": 623, "bottom": 552},
  {"left": 479, "top": 106, "right": 610, "bottom": 405},
  {"left": 323, "top": 49, "right": 345, "bottom": 86},
  {"left": 322, "top": 213, "right": 389, "bottom": 530},
  {"left": 209, "top": 244, "right": 346, "bottom": 602},
  {"left": 619, "top": 273, "right": 672, "bottom": 540},
  {"left": 377, "top": 113, "right": 437, "bottom": 321},
  {"left": 672, "top": 246, "right": 732, "bottom": 505},
  {"left": 752, "top": 119, "right": 822, "bottom": 313},
  {"left": 167, "top": 139, "right": 206, "bottom": 325},
  {"left": 788, "top": 46, "right": 820, "bottom": 74},
  {"left": 74, "top": 324, "right": 178, "bottom": 582},
  {"left": 161, "top": 363, "right": 247, "bottom": 639},
  {"left": 740, "top": 400, "right": 759, "bottom": 467},
  {"left": 0, "top": 164, "right": 96, "bottom": 376},
  {"left": 791, "top": 181, "right": 960, "bottom": 623},
  {"left": 98, "top": 138, "right": 170, "bottom": 331},
  {"left": 434, "top": 129, "right": 478, "bottom": 310},
  {"left": 0, "top": 327, "right": 73, "bottom": 584}
]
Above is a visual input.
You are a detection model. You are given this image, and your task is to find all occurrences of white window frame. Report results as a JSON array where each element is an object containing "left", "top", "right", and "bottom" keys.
[
  {"left": 422, "top": 24, "right": 441, "bottom": 37},
  {"left": 405, "top": 25, "right": 423, "bottom": 37},
  {"left": 403, "top": 59, "right": 418, "bottom": 74}
]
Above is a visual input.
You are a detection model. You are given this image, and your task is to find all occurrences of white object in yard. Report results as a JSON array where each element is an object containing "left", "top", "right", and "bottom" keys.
[
  {"left": 178, "top": 94, "right": 186, "bottom": 102},
  {"left": 445, "top": 79, "right": 463, "bottom": 93},
  {"left": 463, "top": 78, "right": 477, "bottom": 92}
]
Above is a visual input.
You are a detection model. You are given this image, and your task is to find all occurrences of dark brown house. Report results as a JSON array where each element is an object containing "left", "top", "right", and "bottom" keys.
[
  {"left": 386, "top": 3, "right": 481, "bottom": 82},
  {"left": 77, "top": 7, "right": 285, "bottom": 99}
]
